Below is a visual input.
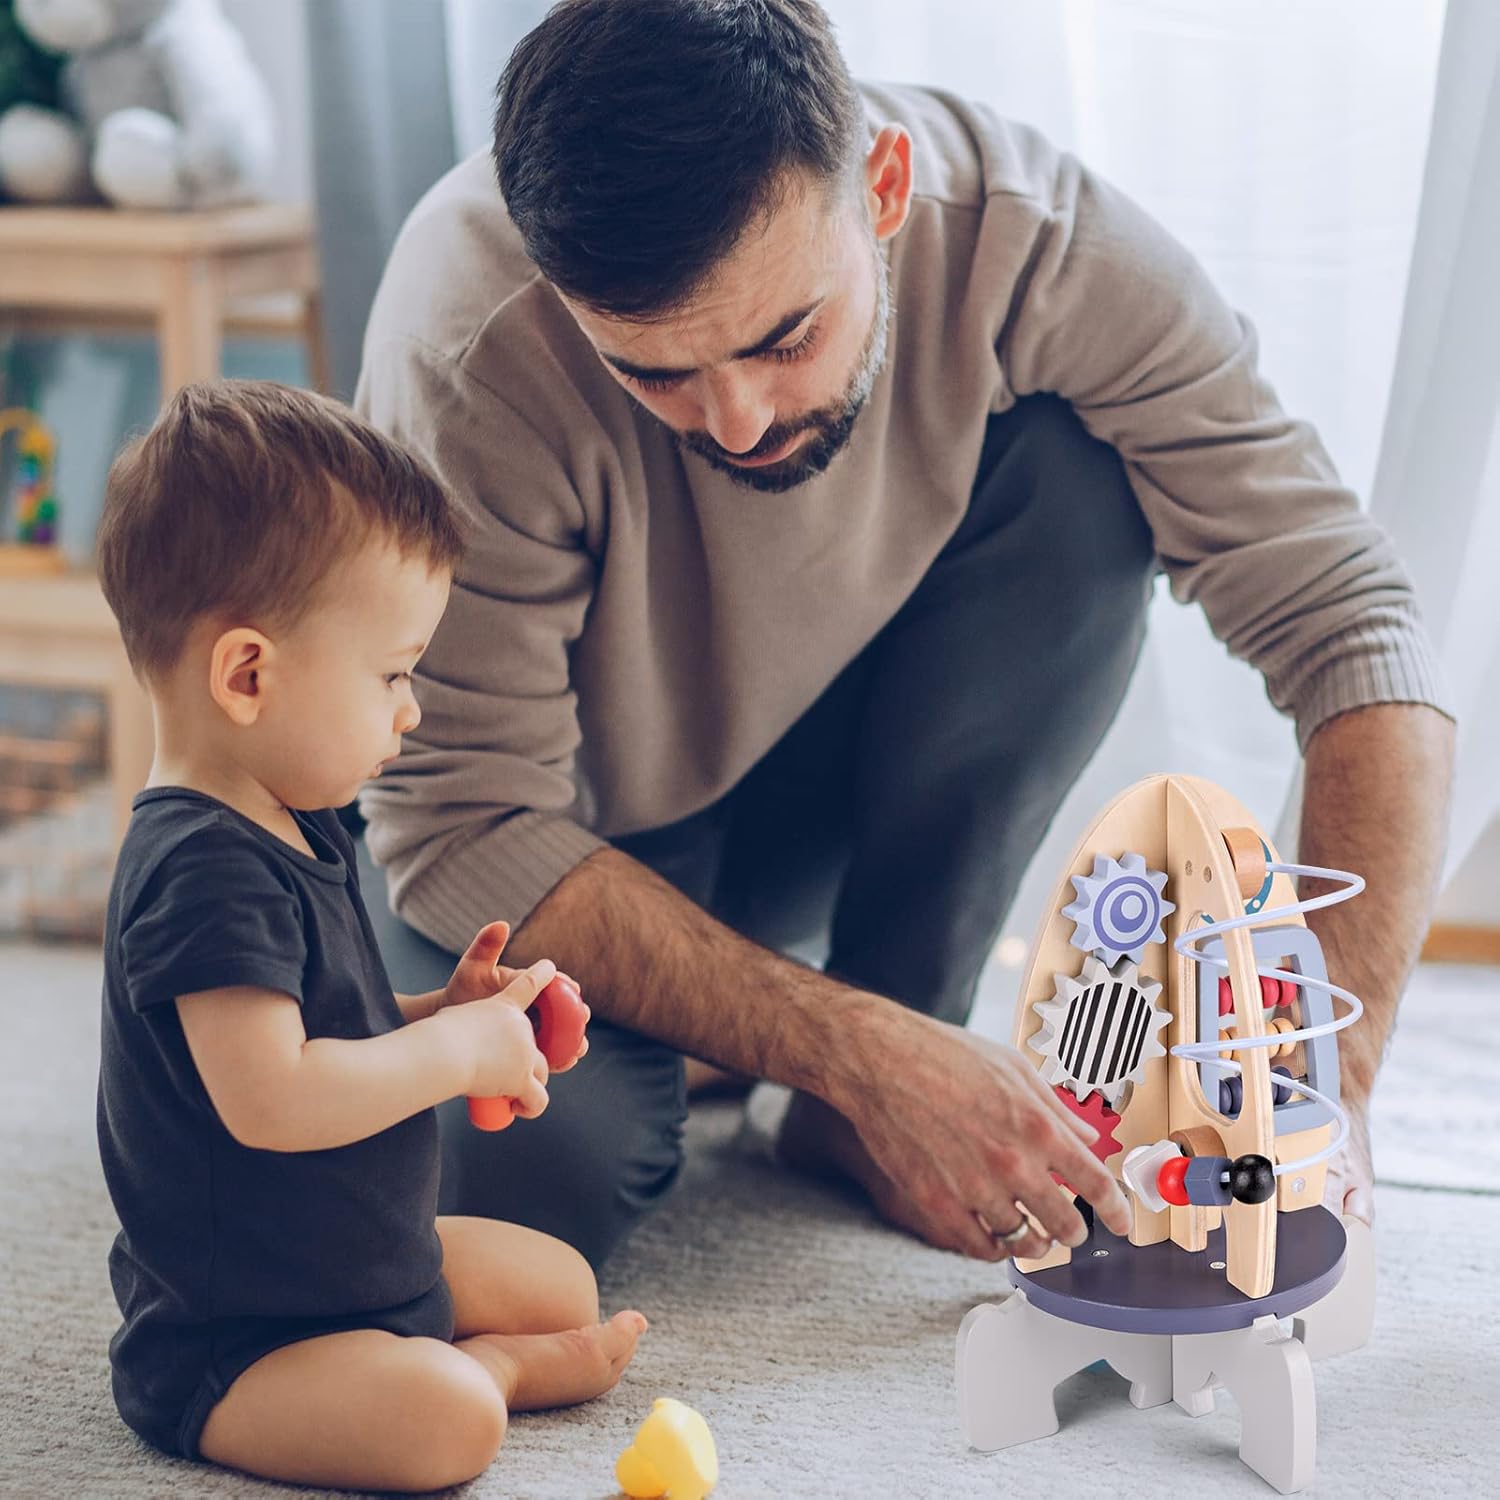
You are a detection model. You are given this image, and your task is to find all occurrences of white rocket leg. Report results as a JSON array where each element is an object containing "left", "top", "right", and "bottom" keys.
[
  {"left": 956, "top": 1288, "right": 1172, "bottom": 1453},
  {"left": 1292, "top": 1215, "right": 1375, "bottom": 1361},
  {"left": 1173, "top": 1314, "right": 1316, "bottom": 1494}
]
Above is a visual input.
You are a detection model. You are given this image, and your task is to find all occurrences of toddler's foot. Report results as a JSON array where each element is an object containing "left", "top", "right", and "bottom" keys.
[{"left": 462, "top": 1310, "right": 647, "bottom": 1412}]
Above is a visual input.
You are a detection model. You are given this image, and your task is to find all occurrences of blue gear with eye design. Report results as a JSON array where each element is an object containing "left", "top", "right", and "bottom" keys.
[{"left": 1063, "top": 851, "right": 1175, "bottom": 963}]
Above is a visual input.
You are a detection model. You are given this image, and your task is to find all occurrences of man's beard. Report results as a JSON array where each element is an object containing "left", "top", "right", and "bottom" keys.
[{"left": 670, "top": 247, "right": 891, "bottom": 494}]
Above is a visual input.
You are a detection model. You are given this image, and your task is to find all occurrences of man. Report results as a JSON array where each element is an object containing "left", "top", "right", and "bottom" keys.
[{"left": 355, "top": 0, "right": 1454, "bottom": 1271}]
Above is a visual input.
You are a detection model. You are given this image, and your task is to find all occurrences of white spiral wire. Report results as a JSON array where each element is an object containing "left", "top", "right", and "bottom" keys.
[{"left": 1170, "top": 862, "right": 1364, "bottom": 1176}]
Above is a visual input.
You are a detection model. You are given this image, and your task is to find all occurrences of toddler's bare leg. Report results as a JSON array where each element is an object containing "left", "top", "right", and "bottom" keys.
[
  {"left": 438, "top": 1214, "right": 600, "bottom": 1332},
  {"left": 437, "top": 1214, "right": 647, "bottom": 1411},
  {"left": 198, "top": 1329, "right": 508, "bottom": 1493}
]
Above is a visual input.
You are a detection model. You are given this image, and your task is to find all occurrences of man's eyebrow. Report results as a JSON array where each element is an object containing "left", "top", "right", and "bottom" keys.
[{"left": 599, "top": 300, "right": 824, "bottom": 382}]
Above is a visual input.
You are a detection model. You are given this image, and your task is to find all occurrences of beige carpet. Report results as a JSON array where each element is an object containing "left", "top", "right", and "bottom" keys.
[{"left": 2, "top": 941, "right": 1497, "bottom": 1499}]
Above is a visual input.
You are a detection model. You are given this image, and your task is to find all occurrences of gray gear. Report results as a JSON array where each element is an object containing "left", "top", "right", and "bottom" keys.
[{"left": 1063, "top": 850, "right": 1175, "bottom": 963}]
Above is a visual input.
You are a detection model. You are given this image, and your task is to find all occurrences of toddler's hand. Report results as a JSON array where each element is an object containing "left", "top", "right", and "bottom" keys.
[
  {"left": 443, "top": 922, "right": 590, "bottom": 1069},
  {"left": 448, "top": 959, "right": 556, "bottom": 1113},
  {"left": 443, "top": 923, "right": 589, "bottom": 1039},
  {"left": 443, "top": 920, "right": 525, "bottom": 1009}
]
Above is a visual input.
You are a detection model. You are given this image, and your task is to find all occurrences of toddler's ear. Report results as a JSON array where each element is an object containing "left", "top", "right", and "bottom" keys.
[{"left": 210, "top": 627, "right": 273, "bottom": 725}]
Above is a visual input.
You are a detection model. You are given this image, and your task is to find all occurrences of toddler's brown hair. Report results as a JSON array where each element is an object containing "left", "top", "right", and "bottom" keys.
[{"left": 98, "top": 380, "right": 464, "bottom": 683}]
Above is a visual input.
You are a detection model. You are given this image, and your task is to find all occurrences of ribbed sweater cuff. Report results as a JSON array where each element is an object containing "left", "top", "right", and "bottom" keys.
[
  {"left": 1291, "top": 620, "right": 1454, "bottom": 752},
  {"left": 399, "top": 812, "right": 607, "bottom": 956}
]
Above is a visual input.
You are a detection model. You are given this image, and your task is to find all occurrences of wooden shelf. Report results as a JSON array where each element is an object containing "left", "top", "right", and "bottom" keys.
[
  {"left": 0, "top": 202, "right": 314, "bottom": 255},
  {"left": 0, "top": 201, "right": 327, "bottom": 853},
  {"left": 0, "top": 571, "right": 149, "bottom": 842}
]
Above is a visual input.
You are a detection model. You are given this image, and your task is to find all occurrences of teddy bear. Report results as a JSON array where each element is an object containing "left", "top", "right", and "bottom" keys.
[{"left": 0, "top": 0, "right": 273, "bottom": 209}]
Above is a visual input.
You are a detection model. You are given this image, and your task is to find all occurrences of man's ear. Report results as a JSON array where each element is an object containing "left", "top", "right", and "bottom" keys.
[
  {"left": 208, "top": 627, "right": 274, "bottom": 726},
  {"left": 865, "top": 124, "right": 913, "bottom": 242}
]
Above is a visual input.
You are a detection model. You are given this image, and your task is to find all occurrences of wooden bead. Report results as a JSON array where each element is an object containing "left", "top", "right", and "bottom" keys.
[
  {"left": 1158, "top": 1154, "right": 1191, "bottom": 1206},
  {"left": 1230, "top": 1154, "right": 1277, "bottom": 1205},
  {"left": 1269, "top": 1016, "right": 1296, "bottom": 1059},
  {"left": 1221, "top": 826, "right": 1267, "bottom": 900}
]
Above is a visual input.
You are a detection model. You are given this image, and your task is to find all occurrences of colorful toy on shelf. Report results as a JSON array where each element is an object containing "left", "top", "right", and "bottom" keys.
[
  {"left": 957, "top": 775, "right": 1376, "bottom": 1495},
  {"left": 616, "top": 1397, "right": 718, "bottom": 1500},
  {"left": 0, "top": 407, "right": 62, "bottom": 566},
  {"left": 467, "top": 973, "right": 589, "bottom": 1130}
]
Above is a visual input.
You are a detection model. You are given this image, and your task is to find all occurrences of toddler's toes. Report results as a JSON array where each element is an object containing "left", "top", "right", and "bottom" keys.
[{"left": 601, "top": 1309, "right": 648, "bottom": 1376}]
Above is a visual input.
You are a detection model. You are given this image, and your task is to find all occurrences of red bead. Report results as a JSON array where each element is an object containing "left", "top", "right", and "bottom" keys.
[
  {"left": 1158, "top": 1155, "right": 1191, "bottom": 1206},
  {"left": 1259, "top": 975, "right": 1280, "bottom": 1008},
  {"left": 1218, "top": 977, "right": 1234, "bottom": 1016},
  {"left": 1279, "top": 978, "right": 1299, "bottom": 1008}
]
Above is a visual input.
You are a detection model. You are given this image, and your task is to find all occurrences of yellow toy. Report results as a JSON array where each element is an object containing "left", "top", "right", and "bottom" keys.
[{"left": 616, "top": 1397, "right": 718, "bottom": 1500}]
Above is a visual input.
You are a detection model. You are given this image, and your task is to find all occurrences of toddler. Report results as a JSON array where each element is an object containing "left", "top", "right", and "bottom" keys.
[{"left": 95, "top": 380, "right": 645, "bottom": 1492}]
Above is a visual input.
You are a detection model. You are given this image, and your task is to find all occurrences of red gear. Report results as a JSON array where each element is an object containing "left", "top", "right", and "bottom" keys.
[{"left": 1049, "top": 1086, "right": 1124, "bottom": 1192}]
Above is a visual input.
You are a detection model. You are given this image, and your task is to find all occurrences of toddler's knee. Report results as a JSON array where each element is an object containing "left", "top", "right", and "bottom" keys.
[
  {"left": 394, "top": 1354, "right": 508, "bottom": 1491},
  {"left": 549, "top": 1241, "right": 601, "bottom": 1326}
]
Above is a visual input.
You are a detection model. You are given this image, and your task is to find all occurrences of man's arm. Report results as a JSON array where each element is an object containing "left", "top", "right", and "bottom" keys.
[
  {"left": 1298, "top": 702, "right": 1455, "bottom": 1219},
  {"left": 507, "top": 845, "right": 1133, "bottom": 1260}
]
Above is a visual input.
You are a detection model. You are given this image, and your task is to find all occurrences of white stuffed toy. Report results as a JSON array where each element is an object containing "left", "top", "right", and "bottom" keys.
[{"left": 0, "top": 0, "right": 273, "bottom": 209}]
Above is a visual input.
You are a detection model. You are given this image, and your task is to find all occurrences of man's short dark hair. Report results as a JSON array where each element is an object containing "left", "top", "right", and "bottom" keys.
[{"left": 493, "top": 0, "right": 864, "bottom": 320}]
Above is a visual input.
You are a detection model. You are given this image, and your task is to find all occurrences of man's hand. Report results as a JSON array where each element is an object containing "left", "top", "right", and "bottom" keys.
[
  {"left": 506, "top": 847, "right": 1130, "bottom": 1260},
  {"left": 1322, "top": 1096, "right": 1374, "bottom": 1225},
  {"left": 824, "top": 1005, "right": 1135, "bottom": 1262}
]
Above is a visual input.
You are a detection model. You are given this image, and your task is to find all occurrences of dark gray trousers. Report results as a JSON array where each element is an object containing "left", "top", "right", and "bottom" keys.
[{"left": 357, "top": 395, "right": 1157, "bottom": 1269}]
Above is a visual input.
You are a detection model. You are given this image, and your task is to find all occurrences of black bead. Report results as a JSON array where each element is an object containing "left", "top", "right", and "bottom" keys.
[
  {"left": 1218, "top": 1075, "right": 1243, "bottom": 1117},
  {"left": 1229, "top": 1153, "right": 1276, "bottom": 1204}
]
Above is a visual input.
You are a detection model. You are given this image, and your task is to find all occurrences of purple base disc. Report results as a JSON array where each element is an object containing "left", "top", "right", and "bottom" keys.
[{"left": 1009, "top": 1206, "right": 1347, "bottom": 1335}]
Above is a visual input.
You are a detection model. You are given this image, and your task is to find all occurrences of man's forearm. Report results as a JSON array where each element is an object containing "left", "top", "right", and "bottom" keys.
[
  {"left": 507, "top": 845, "right": 883, "bottom": 1105},
  {"left": 1299, "top": 702, "right": 1455, "bottom": 1100}
]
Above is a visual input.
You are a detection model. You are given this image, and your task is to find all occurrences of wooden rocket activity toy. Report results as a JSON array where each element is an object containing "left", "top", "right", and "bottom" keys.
[{"left": 956, "top": 775, "right": 1376, "bottom": 1494}]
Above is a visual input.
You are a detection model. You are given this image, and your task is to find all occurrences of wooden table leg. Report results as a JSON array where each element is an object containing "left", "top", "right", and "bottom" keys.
[
  {"left": 158, "top": 255, "right": 224, "bottom": 399},
  {"left": 303, "top": 289, "right": 332, "bottom": 394},
  {"left": 107, "top": 653, "right": 153, "bottom": 842}
]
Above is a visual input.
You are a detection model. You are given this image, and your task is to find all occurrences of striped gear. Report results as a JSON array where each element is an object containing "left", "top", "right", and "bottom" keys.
[{"left": 1028, "top": 954, "right": 1171, "bottom": 1107}]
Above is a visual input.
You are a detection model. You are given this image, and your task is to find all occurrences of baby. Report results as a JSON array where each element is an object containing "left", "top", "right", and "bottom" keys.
[{"left": 94, "top": 379, "right": 646, "bottom": 1492}]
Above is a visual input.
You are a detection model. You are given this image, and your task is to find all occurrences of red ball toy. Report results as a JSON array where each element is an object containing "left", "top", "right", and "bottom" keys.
[{"left": 468, "top": 975, "right": 589, "bottom": 1131}]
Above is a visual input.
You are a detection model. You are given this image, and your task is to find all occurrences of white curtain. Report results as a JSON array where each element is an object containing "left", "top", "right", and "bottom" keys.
[
  {"left": 445, "top": 2, "right": 551, "bottom": 159},
  {"left": 825, "top": 0, "right": 1452, "bottom": 939},
  {"left": 1368, "top": 0, "right": 1500, "bottom": 884}
]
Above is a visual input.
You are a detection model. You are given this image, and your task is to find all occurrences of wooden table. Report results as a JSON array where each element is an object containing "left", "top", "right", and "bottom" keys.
[
  {"left": 0, "top": 202, "right": 326, "bottom": 394},
  {"left": 0, "top": 203, "right": 326, "bottom": 841}
]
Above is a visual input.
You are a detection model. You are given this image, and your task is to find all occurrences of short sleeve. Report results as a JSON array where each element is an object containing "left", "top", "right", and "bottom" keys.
[{"left": 120, "top": 827, "right": 307, "bottom": 1013}]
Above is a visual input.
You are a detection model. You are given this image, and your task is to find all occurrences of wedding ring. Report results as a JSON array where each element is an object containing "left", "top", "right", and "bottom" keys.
[{"left": 974, "top": 1209, "right": 1031, "bottom": 1245}]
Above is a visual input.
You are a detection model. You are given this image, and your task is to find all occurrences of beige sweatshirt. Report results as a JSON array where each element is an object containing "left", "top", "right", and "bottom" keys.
[{"left": 355, "top": 84, "right": 1448, "bottom": 956}]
